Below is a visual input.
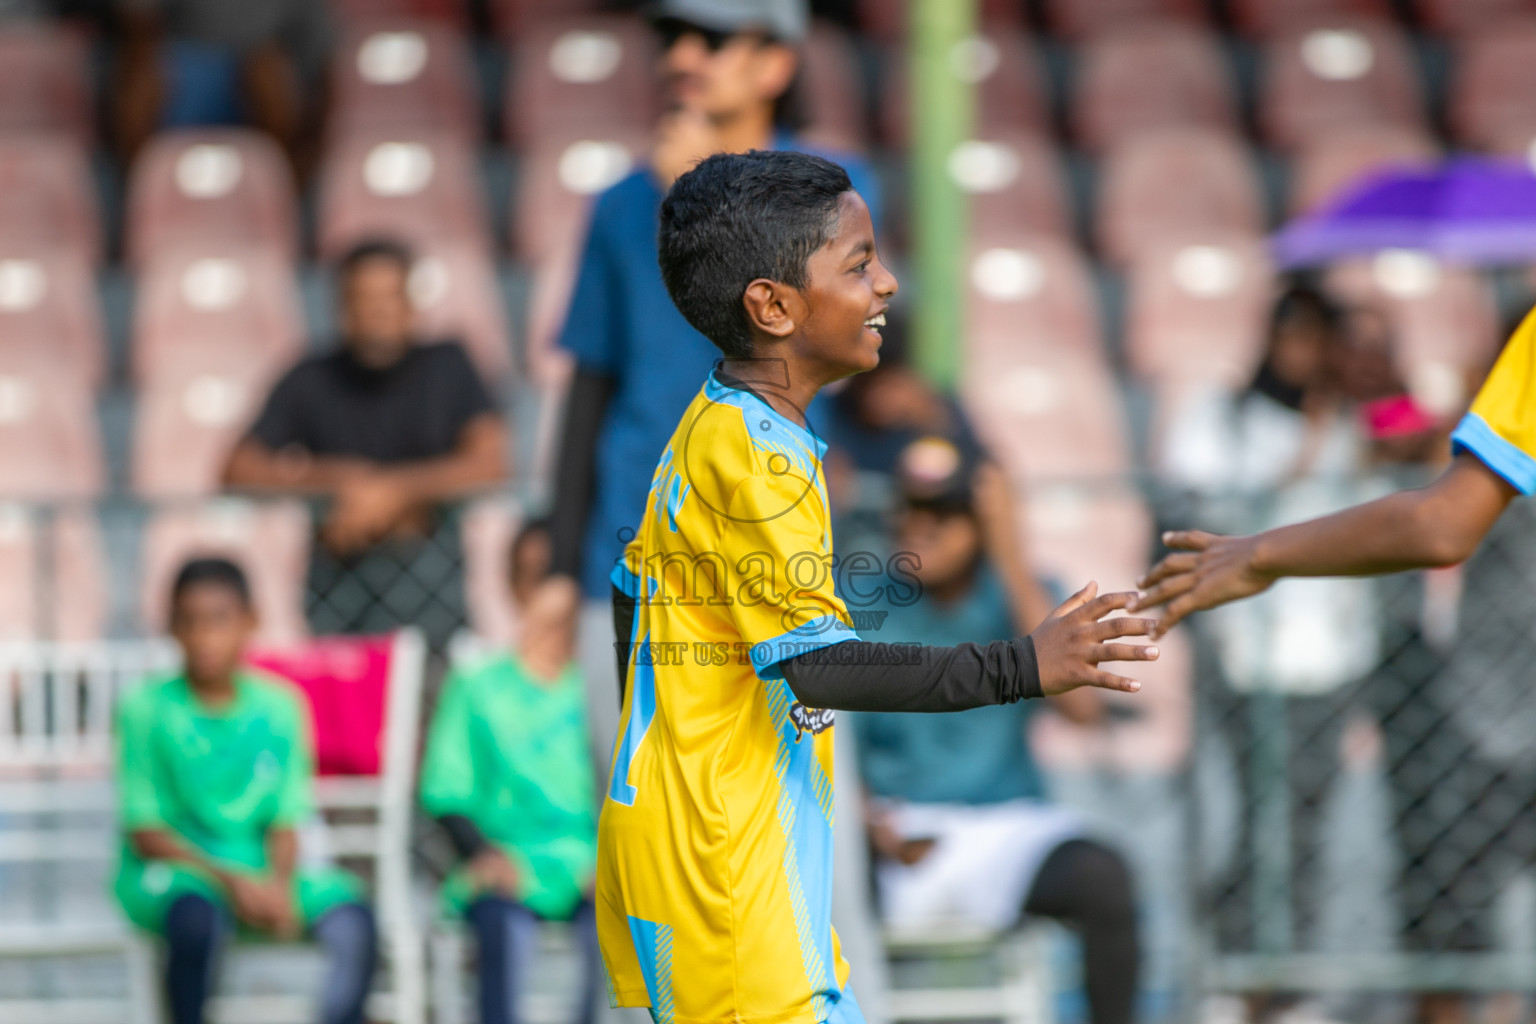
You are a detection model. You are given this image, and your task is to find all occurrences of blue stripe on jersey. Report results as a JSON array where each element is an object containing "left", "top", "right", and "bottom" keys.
[
  {"left": 609, "top": 627, "right": 655, "bottom": 807},
  {"left": 1452, "top": 412, "right": 1536, "bottom": 495},
  {"left": 626, "top": 916, "right": 675, "bottom": 1024},
  {"left": 748, "top": 615, "right": 861, "bottom": 680}
]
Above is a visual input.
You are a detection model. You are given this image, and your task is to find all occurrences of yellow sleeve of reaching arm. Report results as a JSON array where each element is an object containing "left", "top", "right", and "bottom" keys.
[{"left": 1451, "top": 306, "right": 1536, "bottom": 495}]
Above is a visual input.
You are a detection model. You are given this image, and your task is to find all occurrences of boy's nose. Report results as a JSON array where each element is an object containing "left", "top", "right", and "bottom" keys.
[{"left": 875, "top": 260, "right": 899, "bottom": 298}]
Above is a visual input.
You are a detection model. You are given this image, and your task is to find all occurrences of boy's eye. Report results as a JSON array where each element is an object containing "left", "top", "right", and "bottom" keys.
[{"left": 852, "top": 260, "right": 869, "bottom": 273}]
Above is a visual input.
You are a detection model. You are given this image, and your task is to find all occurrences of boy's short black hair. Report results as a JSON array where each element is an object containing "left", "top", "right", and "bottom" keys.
[
  {"left": 171, "top": 557, "right": 252, "bottom": 610},
  {"left": 339, "top": 237, "right": 414, "bottom": 279},
  {"left": 658, "top": 150, "right": 854, "bottom": 358}
]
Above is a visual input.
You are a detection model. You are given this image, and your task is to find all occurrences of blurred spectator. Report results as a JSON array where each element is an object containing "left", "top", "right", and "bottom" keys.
[
  {"left": 114, "top": 557, "right": 376, "bottom": 1024},
  {"left": 420, "top": 521, "right": 600, "bottom": 1024},
  {"left": 223, "top": 238, "right": 508, "bottom": 649},
  {"left": 110, "top": 0, "right": 330, "bottom": 172},
  {"left": 545, "top": 0, "right": 881, "bottom": 762},
  {"left": 852, "top": 437, "right": 1141, "bottom": 1024},
  {"left": 1158, "top": 283, "right": 1376, "bottom": 963},
  {"left": 1341, "top": 305, "right": 1446, "bottom": 469}
]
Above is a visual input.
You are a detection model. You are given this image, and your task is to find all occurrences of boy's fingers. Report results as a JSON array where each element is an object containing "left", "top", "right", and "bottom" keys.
[
  {"left": 1161, "top": 530, "right": 1218, "bottom": 552},
  {"left": 1086, "top": 670, "right": 1142, "bottom": 693},
  {"left": 1133, "top": 574, "right": 1195, "bottom": 612},
  {"left": 1092, "top": 617, "right": 1158, "bottom": 641},
  {"left": 1137, "top": 552, "right": 1199, "bottom": 589},
  {"left": 1076, "top": 590, "right": 1138, "bottom": 620},
  {"left": 1092, "top": 643, "right": 1159, "bottom": 664},
  {"left": 1051, "top": 580, "right": 1098, "bottom": 618},
  {"left": 1154, "top": 595, "right": 1202, "bottom": 637}
]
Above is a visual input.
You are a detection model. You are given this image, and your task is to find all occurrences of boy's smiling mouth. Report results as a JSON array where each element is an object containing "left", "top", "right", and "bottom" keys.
[{"left": 863, "top": 312, "right": 887, "bottom": 335}]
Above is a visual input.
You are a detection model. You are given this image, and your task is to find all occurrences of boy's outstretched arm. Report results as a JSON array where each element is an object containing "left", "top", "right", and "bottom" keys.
[
  {"left": 1133, "top": 453, "right": 1519, "bottom": 636},
  {"left": 782, "top": 582, "right": 1158, "bottom": 713}
]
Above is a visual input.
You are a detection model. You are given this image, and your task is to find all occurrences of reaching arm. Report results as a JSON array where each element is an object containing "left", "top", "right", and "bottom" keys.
[{"left": 1135, "top": 453, "right": 1519, "bottom": 635}]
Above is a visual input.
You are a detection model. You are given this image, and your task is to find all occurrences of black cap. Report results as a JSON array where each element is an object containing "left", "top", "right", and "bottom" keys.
[{"left": 895, "top": 435, "right": 980, "bottom": 514}]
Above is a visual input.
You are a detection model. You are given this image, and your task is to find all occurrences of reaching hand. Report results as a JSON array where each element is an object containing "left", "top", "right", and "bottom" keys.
[
  {"left": 1132, "top": 530, "right": 1274, "bottom": 636},
  {"left": 1030, "top": 582, "right": 1159, "bottom": 696}
]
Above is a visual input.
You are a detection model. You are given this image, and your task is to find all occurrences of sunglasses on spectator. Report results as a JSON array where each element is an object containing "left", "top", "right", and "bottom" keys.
[{"left": 654, "top": 18, "right": 771, "bottom": 52}]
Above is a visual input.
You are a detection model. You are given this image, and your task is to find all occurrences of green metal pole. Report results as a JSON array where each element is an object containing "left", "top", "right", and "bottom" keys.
[{"left": 908, "top": 0, "right": 977, "bottom": 392}]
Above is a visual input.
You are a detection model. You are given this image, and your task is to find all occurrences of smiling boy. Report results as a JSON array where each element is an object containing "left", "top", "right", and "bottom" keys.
[{"left": 595, "top": 151, "right": 1158, "bottom": 1024}]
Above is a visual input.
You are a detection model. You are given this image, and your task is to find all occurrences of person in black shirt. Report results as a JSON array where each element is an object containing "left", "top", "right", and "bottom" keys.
[{"left": 224, "top": 238, "right": 508, "bottom": 646}]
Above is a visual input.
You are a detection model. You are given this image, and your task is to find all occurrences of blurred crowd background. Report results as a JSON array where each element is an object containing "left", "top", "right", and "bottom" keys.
[{"left": 7, "top": 0, "right": 1536, "bottom": 1022}]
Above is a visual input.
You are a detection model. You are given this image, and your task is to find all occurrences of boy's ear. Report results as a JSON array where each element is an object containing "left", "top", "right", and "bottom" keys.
[{"left": 742, "top": 278, "right": 800, "bottom": 339}]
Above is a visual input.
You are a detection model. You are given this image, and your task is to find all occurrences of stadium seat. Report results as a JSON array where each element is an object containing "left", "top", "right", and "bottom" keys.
[
  {"left": 1040, "top": 0, "right": 1204, "bottom": 39},
  {"left": 0, "top": 134, "right": 101, "bottom": 265},
  {"left": 407, "top": 242, "right": 514, "bottom": 384},
  {"left": 1229, "top": 0, "right": 1392, "bottom": 37},
  {"left": 1288, "top": 124, "right": 1439, "bottom": 215},
  {"left": 1413, "top": 0, "right": 1536, "bottom": 35},
  {"left": 511, "top": 126, "right": 650, "bottom": 263},
  {"left": 1095, "top": 126, "right": 1265, "bottom": 266},
  {"left": 504, "top": 15, "right": 658, "bottom": 148},
  {"left": 1124, "top": 236, "right": 1274, "bottom": 443},
  {"left": 0, "top": 504, "right": 108, "bottom": 642},
  {"left": 960, "top": 233, "right": 1132, "bottom": 482},
  {"left": 1450, "top": 18, "right": 1536, "bottom": 150},
  {"left": 131, "top": 342, "right": 291, "bottom": 498},
  {"left": 1072, "top": 21, "right": 1238, "bottom": 154},
  {"left": 0, "top": 251, "right": 106, "bottom": 392},
  {"left": 139, "top": 499, "right": 311, "bottom": 644},
  {"left": 329, "top": 18, "right": 481, "bottom": 145},
  {"left": 316, "top": 129, "right": 491, "bottom": 259},
  {"left": 0, "top": 23, "right": 92, "bottom": 145},
  {"left": 330, "top": 0, "right": 469, "bottom": 28},
  {"left": 125, "top": 128, "right": 299, "bottom": 269},
  {"left": 797, "top": 21, "right": 869, "bottom": 152},
  {"left": 0, "top": 357, "right": 104, "bottom": 501},
  {"left": 492, "top": 0, "right": 604, "bottom": 37},
  {"left": 1260, "top": 16, "right": 1425, "bottom": 150},
  {"left": 131, "top": 247, "right": 304, "bottom": 388},
  {"left": 947, "top": 132, "right": 1073, "bottom": 240},
  {"left": 1325, "top": 254, "right": 1503, "bottom": 420},
  {"left": 880, "top": 30, "right": 1050, "bottom": 148}
]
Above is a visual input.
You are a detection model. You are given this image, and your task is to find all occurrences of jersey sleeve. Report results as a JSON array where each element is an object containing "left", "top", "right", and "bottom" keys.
[
  {"left": 1451, "top": 308, "right": 1536, "bottom": 494},
  {"left": 418, "top": 667, "right": 479, "bottom": 819},
  {"left": 271, "top": 689, "right": 316, "bottom": 828},
  {"left": 115, "top": 688, "right": 168, "bottom": 832},
  {"left": 722, "top": 471, "right": 860, "bottom": 677}
]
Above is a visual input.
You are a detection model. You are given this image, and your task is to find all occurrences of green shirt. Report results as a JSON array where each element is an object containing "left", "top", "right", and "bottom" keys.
[
  {"left": 116, "top": 671, "right": 313, "bottom": 872},
  {"left": 420, "top": 652, "right": 597, "bottom": 919}
]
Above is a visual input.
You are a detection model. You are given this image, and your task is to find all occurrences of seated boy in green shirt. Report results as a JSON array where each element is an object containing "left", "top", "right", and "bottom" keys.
[
  {"left": 420, "top": 520, "right": 600, "bottom": 1024},
  {"left": 114, "top": 557, "right": 377, "bottom": 1024}
]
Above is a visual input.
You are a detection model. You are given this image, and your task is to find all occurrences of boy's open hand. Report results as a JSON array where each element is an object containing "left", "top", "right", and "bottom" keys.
[
  {"left": 1131, "top": 531, "right": 1274, "bottom": 637},
  {"left": 1031, "top": 582, "right": 1158, "bottom": 696}
]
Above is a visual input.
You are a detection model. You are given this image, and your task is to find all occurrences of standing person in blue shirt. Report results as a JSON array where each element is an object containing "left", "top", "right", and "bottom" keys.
[
  {"left": 544, "top": 0, "right": 881, "bottom": 763},
  {"left": 854, "top": 438, "right": 1142, "bottom": 1024}
]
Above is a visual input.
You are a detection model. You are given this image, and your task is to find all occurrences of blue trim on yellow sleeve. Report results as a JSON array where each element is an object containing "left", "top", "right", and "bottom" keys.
[
  {"left": 1451, "top": 412, "right": 1536, "bottom": 495},
  {"left": 748, "top": 616, "right": 861, "bottom": 678}
]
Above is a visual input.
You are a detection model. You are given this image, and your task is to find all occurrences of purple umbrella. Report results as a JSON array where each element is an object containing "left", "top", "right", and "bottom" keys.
[{"left": 1274, "top": 157, "right": 1536, "bottom": 268}]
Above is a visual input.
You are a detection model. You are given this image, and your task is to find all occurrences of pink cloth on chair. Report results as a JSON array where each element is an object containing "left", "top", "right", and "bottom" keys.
[{"left": 247, "top": 635, "right": 394, "bottom": 776}]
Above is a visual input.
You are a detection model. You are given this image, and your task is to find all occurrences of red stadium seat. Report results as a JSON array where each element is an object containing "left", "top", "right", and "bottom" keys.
[
  {"left": 407, "top": 242, "right": 514, "bottom": 384},
  {"left": 329, "top": 18, "right": 481, "bottom": 145},
  {"left": 0, "top": 505, "right": 108, "bottom": 643},
  {"left": 1289, "top": 124, "right": 1439, "bottom": 215},
  {"left": 504, "top": 15, "right": 658, "bottom": 148},
  {"left": 126, "top": 128, "right": 299, "bottom": 269},
  {"left": 0, "top": 357, "right": 104, "bottom": 501},
  {"left": 1124, "top": 236, "right": 1274, "bottom": 444},
  {"left": 330, "top": 0, "right": 469, "bottom": 28},
  {"left": 1230, "top": 0, "right": 1392, "bottom": 37},
  {"left": 1096, "top": 126, "right": 1265, "bottom": 266},
  {"left": 797, "top": 21, "right": 869, "bottom": 152},
  {"left": 948, "top": 132, "right": 1073, "bottom": 240},
  {"left": 1260, "top": 16, "right": 1425, "bottom": 151},
  {"left": 1325, "top": 254, "right": 1502, "bottom": 421},
  {"left": 1450, "top": 18, "right": 1536, "bottom": 150},
  {"left": 131, "top": 342, "right": 291, "bottom": 498},
  {"left": 131, "top": 248, "right": 304, "bottom": 388},
  {"left": 1041, "top": 0, "right": 1205, "bottom": 39},
  {"left": 1414, "top": 0, "right": 1536, "bottom": 34},
  {"left": 0, "top": 251, "right": 105, "bottom": 393},
  {"left": 0, "top": 23, "right": 92, "bottom": 146},
  {"left": 0, "top": 135, "right": 101, "bottom": 265},
  {"left": 316, "top": 129, "right": 491, "bottom": 259},
  {"left": 880, "top": 30, "right": 1050, "bottom": 148},
  {"left": 492, "top": 0, "right": 604, "bottom": 37},
  {"left": 139, "top": 499, "right": 311, "bottom": 644},
  {"left": 1072, "top": 21, "right": 1238, "bottom": 154},
  {"left": 960, "top": 233, "right": 1132, "bottom": 483},
  {"left": 461, "top": 496, "right": 524, "bottom": 647},
  {"left": 511, "top": 126, "right": 649, "bottom": 263}
]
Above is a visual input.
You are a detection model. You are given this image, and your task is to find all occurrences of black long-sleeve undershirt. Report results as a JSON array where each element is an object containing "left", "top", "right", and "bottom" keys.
[
  {"left": 609, "top": 585, "right": 1043, "bottom": 711},
  {"left": 549, "top": 364, "right": 615, "bottom": 581}
]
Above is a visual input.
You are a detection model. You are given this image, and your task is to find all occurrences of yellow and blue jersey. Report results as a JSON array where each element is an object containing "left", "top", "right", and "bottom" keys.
[
  {"left": 595, "top": 368, "right": 863, "bottom": 1024},
  {"left": 1452, "top": 306, "right": 1536, "bottom": 494}
]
